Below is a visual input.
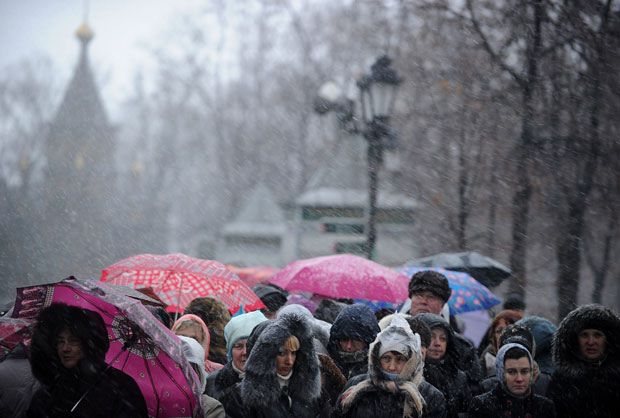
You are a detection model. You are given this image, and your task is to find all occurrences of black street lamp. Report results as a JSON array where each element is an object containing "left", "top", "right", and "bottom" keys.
[{"left": 315, "top": 55, "right": 402, "bottom": 260}]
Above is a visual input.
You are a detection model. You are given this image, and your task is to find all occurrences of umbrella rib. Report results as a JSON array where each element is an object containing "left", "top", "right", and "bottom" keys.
[{"left": 142, "top": 354, "right": 161, "bottom": 415}]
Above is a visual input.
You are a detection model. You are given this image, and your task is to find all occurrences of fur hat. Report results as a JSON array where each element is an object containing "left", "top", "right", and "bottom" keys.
[
  {"left": 408, "top": 271, "right": 452, "bottom": 303},
  {"left": 30, "top": 303, "right": 109, "bottom": 386},
  {"left": 224, "top": 310, "right": 268, "bottom": 359},
  {"left": 241, "top": 312, "right": 321, "bottom": 408}
]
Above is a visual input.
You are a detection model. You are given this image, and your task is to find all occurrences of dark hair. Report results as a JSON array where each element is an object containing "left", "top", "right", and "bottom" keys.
[
  {"left": 503, "top": 294, "right": 526, "bottom": 311},
  {"left": 405, "top": 316, "right": 432, "bottom": 348},
  {"left": 504, "top": 346, "right": 530, "bottom": 364}
]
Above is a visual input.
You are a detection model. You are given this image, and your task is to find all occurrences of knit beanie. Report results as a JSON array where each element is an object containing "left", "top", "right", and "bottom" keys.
[
  {"left": 224, "top": 310, "right": 268, "bottom": 360},
  {"left": 499, "top": 323, "right": 536, "bottom": 356},
  {"left": 252, "top": 284, "right": 288, "bottom": 312},
  {"left": 408, "top": 270, "right": 452, "bottom": 302}
]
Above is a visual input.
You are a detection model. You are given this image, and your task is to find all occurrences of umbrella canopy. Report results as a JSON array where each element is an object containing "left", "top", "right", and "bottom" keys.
[
  {"left": 0, "top": 317, "right": 34, "bottom": 361},
  {"left": 101, "top": 253, "right": 265, "bottom": 314},
  {"left": 270, "top": 254, "right": 410, "bottom": 303},
  {"left": 226, "top": 265, "right": 279, "bottom": 287},
  {"left": 405, "top": 251, "right": 511, "bottom": 288},
  {"left": 10, "top": 277, "right": 201, "bottom": 418},
  {"left": 397, "top": 266, "right": 501, "bottom": 314}
]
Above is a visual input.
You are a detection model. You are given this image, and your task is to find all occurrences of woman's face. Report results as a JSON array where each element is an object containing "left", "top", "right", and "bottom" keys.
[
  {"left": 231, "top": 338, "right": 248, "bottom": 371},
  {"left": 578, "top": 328, "right": 606, "bottom": 361},
  {"left": 428, "top": 328, "right": 448, "bottom": 360},
  {"left": 275, "top": 347, "right": 297, "bottom": 376},
  {"left": 56, "top": 328, "right": 84, "bottom": 369},
  {"left": 380, "top": 351, "right": 408, "bottom": 374}
]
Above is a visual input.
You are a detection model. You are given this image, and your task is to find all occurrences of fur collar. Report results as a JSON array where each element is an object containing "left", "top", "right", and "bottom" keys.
[{"left": 240, "top": 312, "right": 321, "bottom": 408}]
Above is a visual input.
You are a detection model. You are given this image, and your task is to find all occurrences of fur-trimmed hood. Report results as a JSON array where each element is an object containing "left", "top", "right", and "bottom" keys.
[
  {"left": 553, "top": 304, "right": 620, "bottom": 378},
  {"left": 240, "top": 312, "right": 321, "bottom": 408}
]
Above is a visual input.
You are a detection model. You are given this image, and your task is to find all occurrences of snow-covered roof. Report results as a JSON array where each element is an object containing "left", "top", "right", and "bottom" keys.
[
  {"left": 297, "top": 187, "right": 418, "bottom": 209},
  {"left": 297, "top": 134, "right": 418, "bottom": 209},
  {"left": 222, "top": 183, "right": 286, "bottom": 237}
]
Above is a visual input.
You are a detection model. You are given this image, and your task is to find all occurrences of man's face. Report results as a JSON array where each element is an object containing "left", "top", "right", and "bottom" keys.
[
  {"left": 56, "top": 328, "right": 84, "bottom": 369},
  {"left": 231, "top": 338, "right": 248, "bottom": 371},
  {"left": 339, "top": 338, "right": 367, "bottom": 353},
  {"left": 504, "top": 357, "right": 531, "bottom": 396},
  {"left": 578, "top": 328, "right": 606, "bottom": 361},
  {"left": 410, "top": 291, "right": 444, "bottom": 315},
  {"left": 427, "top": 328, "right": 447, "bottom": 360}
]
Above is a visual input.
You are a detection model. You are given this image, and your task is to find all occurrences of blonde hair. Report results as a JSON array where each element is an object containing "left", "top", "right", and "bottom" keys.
[
  {"left": 282, "top": 335, "right": 300, "bottom": 352},
  {"left": 173, "top": 320, "right": 205, "bottom": 343}
]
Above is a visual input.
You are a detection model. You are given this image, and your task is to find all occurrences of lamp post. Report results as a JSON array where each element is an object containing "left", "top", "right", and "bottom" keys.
[{"left": 315, "top": 55, "right": 402, "bottom": 260}]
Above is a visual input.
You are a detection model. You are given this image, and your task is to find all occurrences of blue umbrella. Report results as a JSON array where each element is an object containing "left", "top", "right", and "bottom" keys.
[{"left": 396, "top": 266, "right": 501, "bottom": 314}]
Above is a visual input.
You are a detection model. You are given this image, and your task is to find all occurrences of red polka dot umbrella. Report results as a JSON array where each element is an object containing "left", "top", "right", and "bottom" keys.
[{"left": 101, "top": 253, "right": 265, "bottom": 314}]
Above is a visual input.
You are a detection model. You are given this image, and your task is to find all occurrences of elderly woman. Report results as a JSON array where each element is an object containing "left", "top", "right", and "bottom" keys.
[
  {"left": 221, "top": 312, "right": 323, "bottom": 418},
  {"left": 547, "top": 304, "right": 620, "bottom": 418},
  {"left": 173, "top": 314, "right": 223, "bottom": 374},
  {"left": 334, "top": 315, "right": 446, "bottom": 418},
  {"left": 27, "top": 303, "right": 148, "bottom": 418},
  {"left": 204, "top": 310, "right": 268, "bottom": 400}
]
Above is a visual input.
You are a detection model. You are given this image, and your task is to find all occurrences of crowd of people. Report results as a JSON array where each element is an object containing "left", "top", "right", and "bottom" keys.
[{"left": 1, "top": 270, "right": 619, "bottom": 418}]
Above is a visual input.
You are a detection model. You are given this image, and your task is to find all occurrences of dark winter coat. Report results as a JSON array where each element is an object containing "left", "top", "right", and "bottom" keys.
[
  {"left": 0, "top": 344, "right": 40, "bottom": 418},
  {"left": 327, "top": 304, "right": 380, "bottom": 380},
  {"left": 26, "top": 304, "right": 148, "bottom": 418},
  {"left": 339, "top": 374, "right": 447, "bottom": 418},
  {"left": 204, "top": 361, "right": 241, "bottom": 401},
  {"left": 416, "top": 314, "right": 471, "bottom": 417},
  {"left": 468, "top": 384, "right": 556, "bottom": 418},
  {"left": 547, "top": 304, "right": 620, "bottom": 418},
  {"left": 220, "top": 312, "right": 322, "bottom": 418}
]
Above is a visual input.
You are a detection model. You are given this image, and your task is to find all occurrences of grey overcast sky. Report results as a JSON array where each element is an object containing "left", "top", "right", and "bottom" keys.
[{"left": 0, "top": 0, "right": 204, "bottom": 115}]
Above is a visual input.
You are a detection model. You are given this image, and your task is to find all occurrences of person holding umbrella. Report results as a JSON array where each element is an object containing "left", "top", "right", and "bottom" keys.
[{"left": 26, "top": 303, "right": 148, "bottom": 418}]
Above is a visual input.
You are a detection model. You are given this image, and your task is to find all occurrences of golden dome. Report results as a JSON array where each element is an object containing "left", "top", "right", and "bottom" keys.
[{"left": 75, "top": 22, "right": 94, "bottom": 43}]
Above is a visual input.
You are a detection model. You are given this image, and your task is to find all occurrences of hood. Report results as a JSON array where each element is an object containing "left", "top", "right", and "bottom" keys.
[
  {"left": 495, "top": 342, "right": 532, "bottom": 391},
  {"left": 278, "top": 303, "right": 331, "bottom": 350},
  {"left": 327, "top": 304, "right": 380, "bottom": 369},
  {"left": 172, "top": 314, "right": 212, "bottom": 361},
  {"left": 30, "top": 303, "right": 109, "bottom": 386},
  {"left": 241, "top": 312, "right": 321, "bottom": 407},
  {"left": 178, "top": 335, "right": 207, "bottom": 392},
  {"left": 553, "top": 304, "right": 620, "bottom": 377}
]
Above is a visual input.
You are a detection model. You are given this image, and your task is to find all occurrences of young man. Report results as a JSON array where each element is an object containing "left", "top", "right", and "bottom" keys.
[{"left": 468, "top": 343, "right": 555, "bottom": 418}]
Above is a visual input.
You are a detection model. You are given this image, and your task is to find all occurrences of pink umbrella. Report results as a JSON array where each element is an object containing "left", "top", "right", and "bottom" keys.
[
  {"left": 0, "top": 317, "right": 34, "bottom": 361},
  {"left": 10, "top": 277, "right": 202, "bottom": 418},
  {"left": 101, "top": 253, "right": 265, "bottom": 314},
  {"left": 270, "top": 254, "right": 409, "bottom": 303}
]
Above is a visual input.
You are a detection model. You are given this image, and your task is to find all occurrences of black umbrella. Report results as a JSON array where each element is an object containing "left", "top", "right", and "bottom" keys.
[{"left": 406, "top": 251, "right": 511, "bottom": 288}]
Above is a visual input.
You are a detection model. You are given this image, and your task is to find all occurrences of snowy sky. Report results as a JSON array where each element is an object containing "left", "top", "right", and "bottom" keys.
[{"left": 0, "top": 0, "right": 205, "bottom": 116}]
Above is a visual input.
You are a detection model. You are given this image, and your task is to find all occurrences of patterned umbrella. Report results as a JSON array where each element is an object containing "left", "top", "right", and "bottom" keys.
[
  {"left": 0, "top": 317, "right": 34, "bottom": 361},
  {"left": 270, "top": 254, "right": 410, "bottom": 303},
  {"left": 406, "top": 251, "right": 511, "bottom": 288},
  {"left": 101, "top": 253, "right": 265, "bottom": 314},
  {"left": 10, "top": 277, "right": 201, "bottom": 417},
  {"left": 396, "top": 266, "right": 501, "bottom": 314}
]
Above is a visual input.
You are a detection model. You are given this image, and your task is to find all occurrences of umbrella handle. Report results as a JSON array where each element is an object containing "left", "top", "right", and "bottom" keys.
[{"left": 71, "top": 330, "right": 137, "bottom": 413}]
